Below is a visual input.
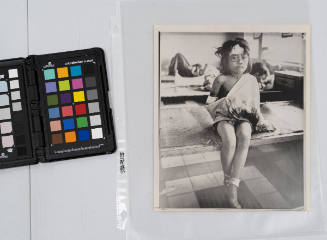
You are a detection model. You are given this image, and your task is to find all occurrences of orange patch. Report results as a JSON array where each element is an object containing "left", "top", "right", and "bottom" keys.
[
  {"left": 57, "top": 67, "right": 69, "bottom": 78},
  {"left": 64, "top": 131, "right": 76, "bottom": 143}
]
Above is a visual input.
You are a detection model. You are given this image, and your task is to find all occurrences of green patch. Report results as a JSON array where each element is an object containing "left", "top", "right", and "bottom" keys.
[{"left": 76, "top": 117, "right": 88, "bottom": 128}]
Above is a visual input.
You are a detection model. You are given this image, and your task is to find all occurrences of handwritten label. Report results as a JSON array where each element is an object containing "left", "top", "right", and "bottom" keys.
[{"left": 120, "top": 152, "right": 126, "bottom": 174}]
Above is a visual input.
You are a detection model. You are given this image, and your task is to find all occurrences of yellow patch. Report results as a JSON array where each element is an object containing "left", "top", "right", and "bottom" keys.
[{"left": 73, "top": 91, "right": 85, "bottom": 102}]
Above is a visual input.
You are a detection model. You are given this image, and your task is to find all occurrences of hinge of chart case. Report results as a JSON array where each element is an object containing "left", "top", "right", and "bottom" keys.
[{"left": 25, "top": 56, "right": 46, "bottom": 161}]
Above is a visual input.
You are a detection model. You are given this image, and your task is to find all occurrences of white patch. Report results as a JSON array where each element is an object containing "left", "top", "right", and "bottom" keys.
[
  {"left": 230, "top": 44, "right": 244, "bottom": 55},
  {"left": 8, "top": 69, "right": 18, "bottom": 78},
  {"left": 9, "top": 80, "right": 19, "bottom": 89},
  {"left": 91, "top": 128, "right": 103, "bottom": 139}
]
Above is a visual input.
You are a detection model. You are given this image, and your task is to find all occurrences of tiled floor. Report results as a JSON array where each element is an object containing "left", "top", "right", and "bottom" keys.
[{"left": 159, "top": 141, "right": 304, "bottom": 209}]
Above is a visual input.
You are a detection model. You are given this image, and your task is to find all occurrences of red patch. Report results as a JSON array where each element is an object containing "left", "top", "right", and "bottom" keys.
[{"left": 75, "top": 104, "right": 86, "bottom": 115}]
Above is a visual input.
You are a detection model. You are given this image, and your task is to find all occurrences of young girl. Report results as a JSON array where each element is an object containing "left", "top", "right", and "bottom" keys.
[{"left": 208, "top": 38, "right": 274, "bottom": 208}]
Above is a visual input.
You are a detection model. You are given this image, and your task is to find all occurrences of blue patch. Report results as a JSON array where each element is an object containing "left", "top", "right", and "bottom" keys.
[
  {"left": 48, "top": 107, "right": 60, "bottom": 119},
  {"left": 70, "top": 65, "right": 82, "bottom": 77},
  {"left": 78, "top": 129, "right": 90, "bottom": 141},
  {"left": 63, "top": 118, "right": 75, "bottom": 130}
]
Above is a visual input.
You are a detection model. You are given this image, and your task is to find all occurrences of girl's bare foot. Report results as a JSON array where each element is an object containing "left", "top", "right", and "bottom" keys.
[
  {"left": 226, "top": 184, "right": 242, "bottom": 208},
  {"left": 225, "top": 177, "right": 242, "bottom": 209}
]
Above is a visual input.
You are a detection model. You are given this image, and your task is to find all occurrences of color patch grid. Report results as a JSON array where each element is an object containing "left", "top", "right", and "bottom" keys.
[{"left": 44, "top": 64, "right": 103, "bottom": 145}]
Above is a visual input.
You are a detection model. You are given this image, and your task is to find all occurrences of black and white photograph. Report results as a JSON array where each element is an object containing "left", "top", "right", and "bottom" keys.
[{"left": 154, "top": 25, "right": 310, "bottom": 210}]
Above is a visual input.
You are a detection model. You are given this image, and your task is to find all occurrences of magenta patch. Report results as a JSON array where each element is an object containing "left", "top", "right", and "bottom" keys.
[{"left": 72, "top": 78, "right": 83, "bottom": 90}]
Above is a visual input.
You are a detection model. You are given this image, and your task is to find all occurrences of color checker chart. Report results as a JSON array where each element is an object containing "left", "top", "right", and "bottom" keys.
[
  {"left": 0, "top": 48, "right": 115, "bottom": 168},
  {"left": 43, "top": 63, "right": 103, "bottom": 146},
  {"left": 35, "top": 48, "right": 115, "bottom": 162}
]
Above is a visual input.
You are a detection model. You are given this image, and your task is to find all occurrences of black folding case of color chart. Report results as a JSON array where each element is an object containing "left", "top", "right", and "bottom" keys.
[{"left": 0, "top": 48, "right": 116, "bottom": 169}]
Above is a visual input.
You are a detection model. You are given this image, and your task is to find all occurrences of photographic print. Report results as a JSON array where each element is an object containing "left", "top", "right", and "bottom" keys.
[{"left": 154, "top": 25, "right": 310, "bottom": 210}]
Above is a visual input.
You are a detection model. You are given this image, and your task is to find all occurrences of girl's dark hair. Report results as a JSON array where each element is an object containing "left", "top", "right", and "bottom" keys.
[
  {"left": 215, "top": 38, "right": 252, "bottom": 75},
  {"left": 251, "top": 62, "right": 270, "bottom": 76}
]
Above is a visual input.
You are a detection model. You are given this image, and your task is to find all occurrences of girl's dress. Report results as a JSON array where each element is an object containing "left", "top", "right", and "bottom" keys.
[{"left": 207, "top": 73, "right": 261, "bottom": 132}]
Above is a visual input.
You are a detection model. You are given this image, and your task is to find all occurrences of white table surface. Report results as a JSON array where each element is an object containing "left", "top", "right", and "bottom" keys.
[{"left": 1, "top": 0, "right": 327, "bottom": 240}]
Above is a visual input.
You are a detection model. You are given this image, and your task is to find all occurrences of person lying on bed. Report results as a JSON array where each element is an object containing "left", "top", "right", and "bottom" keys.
[
  {"left": 168, "top": 52, "right": 220, "bottom": 78},
  {"left": 206, "top": 38, "right": 275, "bottom": 208},
  {"left": 168, "top": 53, "right": 203, "bottom": 77},
  {"left": 168, "top": 53, "right": 220, "bottom": 91}
]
